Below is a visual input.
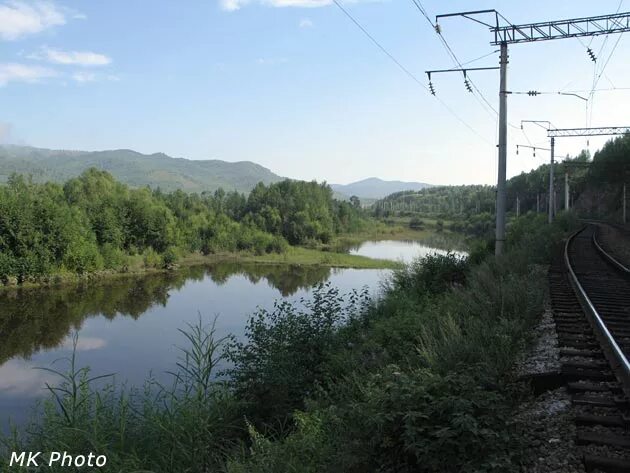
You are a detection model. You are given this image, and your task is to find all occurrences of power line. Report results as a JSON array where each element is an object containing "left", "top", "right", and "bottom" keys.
[
  {"left": 409, "top": 0, "right": 501, "bottom": 120},
  {"left": 593, "top": 31, "right": 624, "bottom": 90},
  {"left": 586, "top": 0, "right": 625, "bottom": 127},
  {"left": 409, "top": 0, "right": 432, "bottom": 26},
  {"left": 330, "top": 0, "right": 493, "bottom": 145},
  {"left": 459, "top": 50, "right": 500, "bottom": 67}
]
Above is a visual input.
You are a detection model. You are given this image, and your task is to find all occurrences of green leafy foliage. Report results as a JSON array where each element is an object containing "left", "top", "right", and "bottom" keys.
[
  {"left": 3, "top": 214, "right": 573, "bottom": 473},
  {"left": 225, "top": 283, "right": 370, "bottom": 424},
  {"left": 0, "top": 170, "right": 367, "bottom": 283},
  {"left": 226, "top": 214, "right": 564, "bottom": 473}
]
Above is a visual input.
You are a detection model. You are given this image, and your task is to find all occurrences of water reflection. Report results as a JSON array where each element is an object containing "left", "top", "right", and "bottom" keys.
[
  {"left": 348, "top": 235, "right": 467, "bottom": 264},
  {"left": 0, "top": 263, "right": 333, "bottom": 366},
  {"left": 1, "top": 238, "right": 458, "bottom": 427}
]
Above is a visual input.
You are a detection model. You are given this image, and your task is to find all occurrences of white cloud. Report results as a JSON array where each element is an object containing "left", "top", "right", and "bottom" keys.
[
  {"left": 221, "top": 0, "right": 383, "bottom": 10},
  {"left": 221, "top": 0, "right": 333, "bottom": 10},
  {"left": 256, "top": 57, "right": 288, "bottom": 65},
  {"left": 71, "top": 71, "right": 95, "bottom": 82},
  {"left": 61, "top": 336, "right": 107, "bottom": 351},
  {"left": 0, "top": 1, "right": 66, "bottom": 40},
  {"left": 70, "top": 71, "right": 120, "bottom": 84},
  {"left": 299, "top": 18, "right": 313, "bottom": 28},
  {"left": 0, "top": 359, "right": 57, "bottom": 396},
  {"left": 29, "top": 46, "right": 112, "bottom": 66},
  {"left": 0, "top": 62, "right": 55, "bottom": 85},
  {"left": 265, "top": 0, "right": 330, "bottom": 7},
  {"left": 220, "top": 0, "right": 248, "bottom": 11},
  {"left": 71, "top": 71, "right": 119, "bottom": 83}
]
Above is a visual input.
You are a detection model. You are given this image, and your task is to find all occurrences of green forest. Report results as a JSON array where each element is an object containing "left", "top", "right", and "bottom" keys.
[
  {"left": 0, "top": 169, "right": 367, "bottom": 284},
  {"left": 373, "top": 134, "right": 630, "bottom": 237}
]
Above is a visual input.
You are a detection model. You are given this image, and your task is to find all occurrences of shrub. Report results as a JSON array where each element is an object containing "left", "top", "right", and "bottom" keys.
[
  {"left": 62, "top": 238, "right": 103, "bottom": 274},
  {"left": 409, "top": 217, "right": 424, "bottom": 229},
  {"left": 162, "top": 246, "right": 179, "bottom": 268},
  {"left": 224, "top": 283, "right": 370, "bottom": 425},
  {"left": 142, "top": 248, "right": 162, "bottom": 268},
  {"left": 392, "top": 252, "right": 468, "bottom": 298},
  {"left": 99, "top": 243, "right": 128, "bottom": 270}
]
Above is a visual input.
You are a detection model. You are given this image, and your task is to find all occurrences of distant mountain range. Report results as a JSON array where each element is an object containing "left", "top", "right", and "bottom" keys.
[
  {"left": 0, "top": 145, "right": 283, "bottom": 194},
  {"left": 330, "top": 177, "right": 433, "bottom": 199},
  {"left": 0, "top": 145, "right": 433, "bottom": 199}
]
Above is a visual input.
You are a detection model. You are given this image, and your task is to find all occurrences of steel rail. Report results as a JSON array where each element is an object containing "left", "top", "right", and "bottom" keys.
[
  {"left": 592, "top": 225, "right": 630, "bottom": 274},
  {"left": 564, "top": 229, "right": 630, "bottom": 390}
]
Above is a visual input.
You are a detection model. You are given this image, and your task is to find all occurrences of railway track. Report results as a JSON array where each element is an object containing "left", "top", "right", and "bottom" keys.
[{"left": 550, "top": 224, "right": 630, "bottom": 472}]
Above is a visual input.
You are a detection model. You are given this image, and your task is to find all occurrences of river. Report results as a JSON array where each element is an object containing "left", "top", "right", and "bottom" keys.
[{"left": 0, "top": 238, "right": 464, "bottom": 428}]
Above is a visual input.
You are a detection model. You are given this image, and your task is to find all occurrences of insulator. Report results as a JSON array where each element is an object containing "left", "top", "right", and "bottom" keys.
[
  {"left": 533, "top": 148, "right": 536, "bottom": 157},
  {"left": 516, "top": 146, "right": 519, "bottom": 155},
  {"left": 464, "top": 79, "right": 472, "bottom": 93},
  {"left": 434, "top": 23, "right": 441, "bottom": 34},
  {"left": 587, "top": 47, "right": 596, "bottom": 62},
  {"left": 429, "top": 81, "right": 435, "bottom": 96}
]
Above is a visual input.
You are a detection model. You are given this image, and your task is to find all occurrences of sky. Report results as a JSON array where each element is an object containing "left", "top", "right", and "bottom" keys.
[{"left": 0, "top": 0, "right": 629, "bottom": 185}]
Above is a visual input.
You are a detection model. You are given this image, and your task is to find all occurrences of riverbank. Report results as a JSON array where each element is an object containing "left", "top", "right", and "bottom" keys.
[
  {"left": 0, "top": 238, "right": 406, "bottom": 292},
  {"left": 1, "top": 213, "right": 579, "bottom": 473},
  {"left": 181, "top": 246, "right": 401, "bottom": 269},
  {"left": 2, "top": 225, "right": 451, "bottom": 292}
]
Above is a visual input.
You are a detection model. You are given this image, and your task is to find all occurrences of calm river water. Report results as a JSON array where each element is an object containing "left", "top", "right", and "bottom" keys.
[{"left": 0, "top": 239, "right": 464, "bottom": 428}]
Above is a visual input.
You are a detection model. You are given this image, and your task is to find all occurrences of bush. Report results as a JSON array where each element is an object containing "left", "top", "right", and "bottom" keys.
[
  {"left": 62, "top": 238, "right": 103, "bottom": 274},
  {"left": 162, "top": 246, "right": 179, "bottom": 268},
  {"left": 392, "top": 252, "right": 468, "bottom": 298},
  {"left": 226, "top": 214, "right": 559, "bottom": 472},
  {"left": 99, "top": 243, "right": 128, "bottom": 270},
  {"left": 5, "top": 213, "right": 572, "bottom": 472},
  {"left": 409, "top": 217, "right": 424, "bottom": 229},
  {"left": 225, "top": 283, "right": 370, "bottom": 425},
  {"left": 142, "top": 248, "right": 162, "bottom": 268}
]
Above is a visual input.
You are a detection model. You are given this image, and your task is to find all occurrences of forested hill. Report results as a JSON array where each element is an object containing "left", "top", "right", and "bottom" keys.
[
  {"left": 373, "top": 134, "right": 630, "bottom": 224},
  {"left": 331, "top": 177, "right": 432, "bottom": 199},
  {"left": 0, "top": 145, "right": 284, "bottom": 193}
]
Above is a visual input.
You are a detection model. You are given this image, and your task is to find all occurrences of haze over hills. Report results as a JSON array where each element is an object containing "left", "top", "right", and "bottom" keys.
[
  {"left": 0, "top": 145, "right": 433, "bottom": 199},
  {"left": 0, "top": 145, "right": 283, "bottom": 194},
  {"left": 330, "top": 177, "right": 433, "bottom": 200}
]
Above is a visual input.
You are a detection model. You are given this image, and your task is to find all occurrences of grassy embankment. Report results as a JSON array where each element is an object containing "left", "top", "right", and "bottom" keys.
[
  {"left": 0, "top": 234, "right": 409, "bottom": 291},
  {"left": 0, "top": 212, "right": 575, "bottom": 473},
  {"left": 0, "top": 224, "right": 436, "bottom": 290}
]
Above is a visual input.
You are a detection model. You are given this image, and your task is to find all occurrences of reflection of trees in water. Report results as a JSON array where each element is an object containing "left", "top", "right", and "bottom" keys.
[
  {"left": 190, "top": 263, "right": 331, "bottom": 296},
  {"left": 0, "top": 263, "right": 333, "bottom": 364},
  {"left": 0, "top": 274, "right": 176, "bottom": 364},
  {"left": 414, "top": 233, "right": 467, "bottom": 253}
]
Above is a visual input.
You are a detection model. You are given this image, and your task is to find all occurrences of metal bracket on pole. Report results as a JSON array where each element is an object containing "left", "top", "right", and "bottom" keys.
[{"left": 434, "top": 8, "right": 630, "bottom": 254}]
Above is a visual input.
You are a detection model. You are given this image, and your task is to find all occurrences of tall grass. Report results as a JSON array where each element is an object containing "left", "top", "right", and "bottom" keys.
[
  {"left": 1, "top": 318, "right": 244, "bottom": 473},
  {"left": 225, "top": 213, "right": 575, "bottom": 473},
  {"left": 1, "top": 212, "right": 578, "bottom": 473}
]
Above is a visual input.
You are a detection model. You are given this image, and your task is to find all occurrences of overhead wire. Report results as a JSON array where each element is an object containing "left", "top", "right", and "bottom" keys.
[
  {"left": 409, "top": 0, "right": 500, "bottom": 120},
  {"left": 417, "top": 1, "right": 503, "bottom": 185},
  {"left": 330, "top": 0, "right": 493, "bottom": 146},
  {"left": 593, "top": 32, "right": 624, "bottom": 90},
  {"left": 412, "top": 0, "right": 526, "bottom": 137},
  {"left": 586, "top": 0, "right": 625, "bottom": 130}
]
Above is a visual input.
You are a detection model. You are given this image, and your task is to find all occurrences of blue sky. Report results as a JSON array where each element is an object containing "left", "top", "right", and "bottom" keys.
[{"left": 0, "top": 0, "right": 628, "bottom": 185}]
